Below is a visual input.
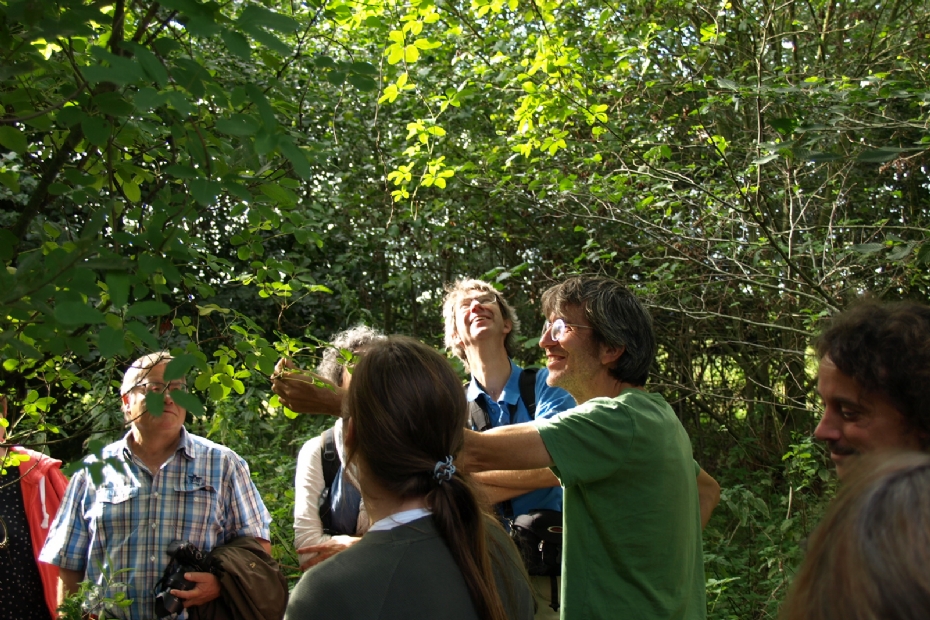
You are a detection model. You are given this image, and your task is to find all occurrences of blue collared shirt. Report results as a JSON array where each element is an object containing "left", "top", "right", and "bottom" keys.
[
  {"left": 40, "top": 428, "right": 271, "bottom": 620},
  {"left": 466, "top": 360, "right": 575, "bottom": 516}
]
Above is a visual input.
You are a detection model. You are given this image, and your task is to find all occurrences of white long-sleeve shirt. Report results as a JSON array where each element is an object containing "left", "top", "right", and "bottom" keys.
[{"left": 293, "top": 419, "right": 369, "bottom": 566}]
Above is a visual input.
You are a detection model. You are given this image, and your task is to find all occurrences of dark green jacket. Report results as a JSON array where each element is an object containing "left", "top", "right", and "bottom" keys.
[{"left": 285, "top": 516, "right": 533, "bottom": 620}]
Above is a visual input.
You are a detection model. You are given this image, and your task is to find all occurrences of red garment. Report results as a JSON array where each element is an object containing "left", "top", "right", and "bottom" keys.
[{"left": 14, "top": 447, "right": 69, "bottom": 619}]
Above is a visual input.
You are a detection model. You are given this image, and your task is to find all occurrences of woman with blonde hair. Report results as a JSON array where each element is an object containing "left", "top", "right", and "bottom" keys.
[
  {"left": 285, "top": 336, "right": 533, "bottom": 620},
  {"left": 782, "top": 450, "right": 930, "bottom": 620}
]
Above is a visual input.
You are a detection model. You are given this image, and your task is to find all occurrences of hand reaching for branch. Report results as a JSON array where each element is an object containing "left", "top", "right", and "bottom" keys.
[{"left": 271, "top": 358, "right": 345, "bottom": 415}]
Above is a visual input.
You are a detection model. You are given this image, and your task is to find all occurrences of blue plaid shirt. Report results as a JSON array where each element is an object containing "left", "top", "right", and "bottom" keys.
[{"left": 40, "top": 428, "right": 271, "bottom": 620}]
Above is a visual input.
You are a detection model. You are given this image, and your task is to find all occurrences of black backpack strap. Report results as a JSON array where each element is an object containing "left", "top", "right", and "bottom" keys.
[
  {"left": 518, "top": 367, "right": 538, "bottom": 420},
  {"left": 318, "top": 427, "right": 341, "bottom": 532},
  {"left": 468, "top": 392, "right": 492, "bottom": 432},
  {"left": 321, "top": 427, "right": 340, "bottom": 481}
]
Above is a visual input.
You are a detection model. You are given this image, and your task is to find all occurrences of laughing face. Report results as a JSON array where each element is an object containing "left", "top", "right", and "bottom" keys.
[
  {"left": 815, "top": 355, "right": 923, "bottom": 479},
  {"left": 539, "top": 305, "right": 606, "bottom": 403},
  {"left": 452, "top": 288, "right": 512, "bottom": 350}
]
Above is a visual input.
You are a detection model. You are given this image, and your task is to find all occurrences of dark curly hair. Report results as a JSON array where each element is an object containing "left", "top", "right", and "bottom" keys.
[{"left": 815, "top": 301, "right": 930, "bottom": 446}]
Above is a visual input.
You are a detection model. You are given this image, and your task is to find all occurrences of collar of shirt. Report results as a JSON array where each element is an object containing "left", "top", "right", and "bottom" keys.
[
  {"left": 466, "top": 359, "right": 522, "bottom": 407},
  {"left": 368, "top": 508, "right": 432, "bottom": 532},
  {"left": 117, "top": 427, "right": 195, "bottom": 467}
]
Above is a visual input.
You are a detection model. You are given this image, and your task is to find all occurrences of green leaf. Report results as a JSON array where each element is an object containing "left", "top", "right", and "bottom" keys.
[
  {"left": 98, "top": 326, "right": 126, "bottom": 358},
  {"left": 222, "top": 29, "right": 252, "bottom": 60},
  {"left": 81, "top": 116, "right": 112, "bottom": 146},
  {"left": 349, "top": 61, "right": 378, "bottom": 75},
  {"left": 106, "top": 273, "right": 130, "bottom": 308},
  {"left": 260, "top": 183, "right": 298, "bottom": 206},
  {"left": 169, "top": 391, "right": 205, "bottom": 416},
  {"left": 164, "top": 164, "right": 200, "bottom": 179},
  {"left": 279, "top": 139, "right": 312, "bottom": 178},
  {"left": 122, "top": 180, "right": 141, "bottom": 203},
  {"left": 189, "top": 179, "right": 223, "bottom": 205},
  {"left": 145, "top": 392, "right": 165, "bottom": 416},
  {"left": 125, "top": 320, "right": 160, "bottom": 349},
  {"left": 918, "top": 243, "right": 930, "bottom": 265},
  {"left": 244, "top": 84, "right": 278, "bottom": 129},
  {"left": 0, "top": 126, "right": 28, "bottom": 154},
  {"left": 857, "top": 148, "right": 903, "bottom": 163},
  {"left": 126, "top": 43, "right": 169, "bottom": 88},
  {"left": 164, "top": 354, "right": 198, "bottom": 381},
  {"left": 753, "top": 154, "right": 779, "bottom": 165},
  {"left": 254, "top": 130, "right": 278, "bottom": 155},
  {"left": 125, "top": 300, "right": 171, "bottom": 318},
  {"left": 238, "top": 6, "right": 300, "bottom": 32},
  {"left": 347, "top": 74, "right": 377, "bottom": 91},
  {"left": 241, "top": 25, "right": 291, "bottom": 55},
  {"left": 851, "top": 243, "right": 884, "bottom": 254},
  {"left": 54, "top": 302, "right": 106, "bottom": 325},
  {"left": 215, "top": 114, "right": 261, "bottom": 136}
]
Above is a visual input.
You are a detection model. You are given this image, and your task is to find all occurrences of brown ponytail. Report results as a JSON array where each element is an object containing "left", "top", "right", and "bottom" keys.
[{"left": 344, "top": 336, "right": 514, "bottom": 620}]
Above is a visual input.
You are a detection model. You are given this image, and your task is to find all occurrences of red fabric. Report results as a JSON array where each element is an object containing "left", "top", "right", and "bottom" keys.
[{"left": 15, "top": 447, "right": 69, "bottom": 619}]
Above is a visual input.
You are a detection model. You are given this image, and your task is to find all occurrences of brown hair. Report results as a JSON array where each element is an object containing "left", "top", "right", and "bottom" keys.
[
  {"left": 344, "top": 336, "right": 515, "bottom": 620},
  {"left": 781, "top": 451, "right": 930, "bottom": 620}
]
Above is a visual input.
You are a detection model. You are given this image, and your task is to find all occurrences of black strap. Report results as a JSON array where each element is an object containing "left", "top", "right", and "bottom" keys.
[
  {"left": 468, "top": 398, "right": 492, "bottom": 432},
  {"left": 549, "top": 576, "right": 559, "bottom": 611},
  {"left": 321, "top": 427, "right": 340, "bottom": 482},
  {"left": 518, "top": 367, "right": 538, "bottom": 420},
  {"left": 318, "top": 427, "right": 340, "bottom": 532},
  {"left": 468, "top": 367, "right": 538, "bottom": 431}
]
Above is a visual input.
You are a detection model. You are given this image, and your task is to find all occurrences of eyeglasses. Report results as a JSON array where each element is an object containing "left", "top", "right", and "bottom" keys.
[
  {"left": 542, "top": 318, "right": 592, "bottom": 342},
  {"left": 133, "top": 381, "right": 189, "bottom": 395},
  {"left": 457, "top": 294, "right": 499, "bottom": 311}
]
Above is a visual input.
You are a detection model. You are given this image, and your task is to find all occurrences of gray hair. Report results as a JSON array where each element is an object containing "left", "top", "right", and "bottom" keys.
[
  {"left": 442, "top": 278, "right": 521, "bottom": 372},
  {"left": 120, "top": 351, "right": 173, "bottom": 396},
  {"left": 316, "top": 325, "right": 385, "bottom": 387},
  {"left": 541, "top": 277, "right": 656, "bottom": 386}
]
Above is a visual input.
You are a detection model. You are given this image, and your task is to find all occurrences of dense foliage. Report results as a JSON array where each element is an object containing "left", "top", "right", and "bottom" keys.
[{"left": 2, "top": 0, "right": 928, "bottom": 615}]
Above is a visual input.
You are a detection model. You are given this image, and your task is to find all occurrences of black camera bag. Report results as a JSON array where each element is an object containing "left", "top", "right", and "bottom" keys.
[{"left": 510, "top": 508, "right": 562, "bottom": 577}]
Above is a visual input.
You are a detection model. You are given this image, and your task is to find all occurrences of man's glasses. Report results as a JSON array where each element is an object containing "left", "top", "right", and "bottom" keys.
[
  {"left": 133, "top": 381, "right": 188, "bottom": 395},
  {"left": 542, "top": 318, "right": 592, "bottom": 342},
  {"left": 457, "top": 294, "right": 499, "bottom": 311}
]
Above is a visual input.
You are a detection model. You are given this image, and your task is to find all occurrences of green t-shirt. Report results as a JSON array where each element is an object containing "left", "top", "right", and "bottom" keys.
[{"left": 537, "top": 390, "right": 706, "bottom": 620}]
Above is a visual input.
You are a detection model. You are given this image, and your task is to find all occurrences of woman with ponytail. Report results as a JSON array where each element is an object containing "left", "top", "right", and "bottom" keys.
[{"left": 285, "top": 336, "right": 533, "bottom": 620}]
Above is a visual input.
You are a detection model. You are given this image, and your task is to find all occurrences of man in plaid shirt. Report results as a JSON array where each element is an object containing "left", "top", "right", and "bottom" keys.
[{"left": 40, "top": 352, "right": 272, "bottom": 619}]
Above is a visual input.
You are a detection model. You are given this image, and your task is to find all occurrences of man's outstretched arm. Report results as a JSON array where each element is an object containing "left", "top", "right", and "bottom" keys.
[
  {"left": 463, "top": 424, "right": 554, "bottom": 473},
  {"left": 472, "top": 468, "right": 561, "bottom": 504}
]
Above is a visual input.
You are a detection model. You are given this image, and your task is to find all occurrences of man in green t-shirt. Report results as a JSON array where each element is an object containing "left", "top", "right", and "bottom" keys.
[{"left": 464, "top": 277, "right": 707, "bottom": 620}]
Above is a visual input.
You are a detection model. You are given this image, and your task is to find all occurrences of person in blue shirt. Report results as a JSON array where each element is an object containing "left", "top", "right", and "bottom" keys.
[
  {"left": 442, "top": 278, "right": 575, "bottom": 519},
  {"left": 442, "top": 278, "right": 575, "bottom": 617}
]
